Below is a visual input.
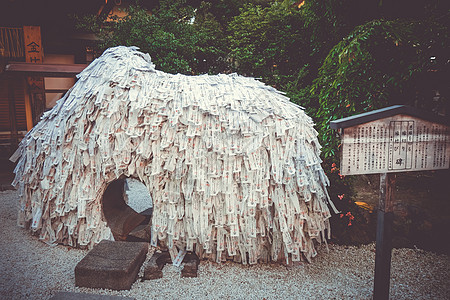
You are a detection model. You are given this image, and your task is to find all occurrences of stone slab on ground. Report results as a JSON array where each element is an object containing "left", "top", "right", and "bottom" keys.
[
  {"left": 75, "top": 240, "right": 148, "bottom": 290},
  {"left": 50, "top": 291, "right": 135, "bottom": 300}
]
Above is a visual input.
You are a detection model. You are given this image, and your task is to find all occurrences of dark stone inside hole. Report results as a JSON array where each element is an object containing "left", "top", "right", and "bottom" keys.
[{"left": 102, "top": 177, "right": 153, "bottom": 242}]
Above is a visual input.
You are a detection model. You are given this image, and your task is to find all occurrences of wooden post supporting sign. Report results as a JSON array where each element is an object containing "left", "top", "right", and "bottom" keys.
[
  {"left": 373, "top": 173, "right": 395, "bottom": 299},
  {"left": 330, "top": 105, "right": 450, "bottom": 300}
]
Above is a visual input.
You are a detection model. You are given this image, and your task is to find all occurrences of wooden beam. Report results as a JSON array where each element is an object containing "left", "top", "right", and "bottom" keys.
[
  {"left": 45, "top": 89, "right": 69, "bottom": 94},
  {"left": 23, "top": 78, "right": 33, "bottom": 131},
  {"left": 7, "top": 76, "right": 18, "bottom": 149},
  {"left": 330, "top": 105, "right": 450, "bottom": 129},
  {"left": 4, "top": 62, "right": 87, "bottom": 77}
]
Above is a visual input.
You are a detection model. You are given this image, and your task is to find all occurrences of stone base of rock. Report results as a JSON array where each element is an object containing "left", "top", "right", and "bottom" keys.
[
  {"left": 181, "top": 253, "right": 200, "bottom": 278},
  {"left": 75, "top": 240, "right": 148, "bottom": 290},
  {"left": 143, "top": 251, "right": 199, "bottom": 279},
  {"left": 126, "top": 224, "right": 151, "bottom": 242},
  {"left": 139, "top": 207, "right": 153, "bottom": 225},
  {"left": 143, "top": 251, "right": 169, "bottom": 280},
  {"left": 50, "top": 292, "right": 135, "bottom": 300}
]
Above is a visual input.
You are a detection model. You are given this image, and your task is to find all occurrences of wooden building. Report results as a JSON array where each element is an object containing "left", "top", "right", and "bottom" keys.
[
  {"left": 0, "top": 1, "right": 120, "bottom": 157},
  {"left": 0, "top": 25, "right": 90, "bottom": 157},
  {"left": 0, "top": 1, "right": 160, "bottom": 157}
]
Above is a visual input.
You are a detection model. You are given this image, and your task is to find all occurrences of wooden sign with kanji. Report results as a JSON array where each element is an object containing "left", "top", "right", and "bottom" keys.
[
  {"left": 331, "top": 105, "right": 450, "bottom": 175},
  {"left": 330, "top": 105, "right": 450, "bottom": 300}
]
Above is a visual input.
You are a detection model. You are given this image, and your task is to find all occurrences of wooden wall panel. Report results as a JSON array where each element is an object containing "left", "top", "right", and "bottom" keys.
[{"left": 0, "top": 78, "right": 26, "bottom": 131}]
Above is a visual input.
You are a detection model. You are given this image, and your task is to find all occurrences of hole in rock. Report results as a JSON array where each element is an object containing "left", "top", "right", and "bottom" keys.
[
  {"left": 102, "top": 177, "right": 153, "bottom": 242},
  {"left": 124, "top": 178, "right": 153, "bottom": 214}
]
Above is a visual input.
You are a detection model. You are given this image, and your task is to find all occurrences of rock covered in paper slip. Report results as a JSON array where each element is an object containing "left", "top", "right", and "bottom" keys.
[{"left": 10, "top": 46, "right": 338, "bottom": 263}]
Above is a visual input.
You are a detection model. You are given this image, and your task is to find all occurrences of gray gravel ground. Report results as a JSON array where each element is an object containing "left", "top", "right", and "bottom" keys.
[{"left": 1, "top": 189, "right": 449, "bottom": 300}]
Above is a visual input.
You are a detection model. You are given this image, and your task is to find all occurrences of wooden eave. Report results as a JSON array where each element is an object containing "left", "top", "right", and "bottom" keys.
[
  {"left": 330, "top": 105, "right": 450, "bottom": 129},
  {"left": 3, "top": 62, "right": 87, "bottom": 77}
]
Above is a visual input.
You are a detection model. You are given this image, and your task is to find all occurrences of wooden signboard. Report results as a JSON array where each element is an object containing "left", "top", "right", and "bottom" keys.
[
  {"left": 339, "top": 115, "right": 450, "bottom": 175},
  {"left": 23, "top": 25, "right": 45, "bottom": 128},
  {"left": 330, "top": 105, "right": 450, "bottom": 300},
  {"left": 23, "top": 26, "right": 44, "bottom": 64}
]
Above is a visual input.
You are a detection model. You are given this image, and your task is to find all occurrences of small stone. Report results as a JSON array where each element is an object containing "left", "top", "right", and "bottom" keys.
[
  {"left": 143, "top": 251, "right": 171, "bottom": 280},
  {"left": 181, "top": 253, "right": 199, "bottom": 278}
]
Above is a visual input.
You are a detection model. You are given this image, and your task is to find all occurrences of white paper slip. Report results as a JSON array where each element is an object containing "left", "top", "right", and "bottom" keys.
[
  {"left": 31, "top": 207, "right": 42, "bottom": 229},
  {"left": 172, "top": 248, "right": 187, "bottom": 267}
]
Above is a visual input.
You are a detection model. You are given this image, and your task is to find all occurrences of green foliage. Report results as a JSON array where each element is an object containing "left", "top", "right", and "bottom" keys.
[
  {"left": 197, "top": 0, "right": 252, "bottom": 28},
  {"left": 227, "top": 2, "right": 310, "bottom": 85},
  {"left": 102, "top": 4, "right": 200, "bottom": 74},
  {"left": 192, "top": 2, "right": 231, "bottom": 73},
  {"left": 313, "top": 18, "right": 448, "bottom": 159},
  {"left": 308, "top": 15, "right": 448, "bottom": 243},
  {"left": 76, "top": 1, "right": 228, "bottom": 75}
]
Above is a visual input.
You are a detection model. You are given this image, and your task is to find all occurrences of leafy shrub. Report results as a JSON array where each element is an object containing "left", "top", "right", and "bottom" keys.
[
  {"left": 309, "top": 17, "right": 448, "bottom": 243},
  {"left": 75, "top": 2, "right": 227, "bottom": 75},
  {"left": 228, "top": 2, "right": 310, "bottom": 85},
  {"left": 313, "top": 18, "right": 448, "bottom": 159}
]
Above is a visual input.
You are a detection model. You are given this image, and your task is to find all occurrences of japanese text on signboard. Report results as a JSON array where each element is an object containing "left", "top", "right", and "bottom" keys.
[{"left": 340, "top": 115, "right": 449, "bottom": 175}]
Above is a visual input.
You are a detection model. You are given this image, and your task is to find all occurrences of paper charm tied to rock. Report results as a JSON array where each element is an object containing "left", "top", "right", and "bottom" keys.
[{"left": 10, "top": 46, "right": 338, "bottom": 264}]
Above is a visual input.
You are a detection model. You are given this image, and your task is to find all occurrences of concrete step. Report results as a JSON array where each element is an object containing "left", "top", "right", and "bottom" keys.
[{"left": 75, "top": 240, "right": 148, "bottom": 290}]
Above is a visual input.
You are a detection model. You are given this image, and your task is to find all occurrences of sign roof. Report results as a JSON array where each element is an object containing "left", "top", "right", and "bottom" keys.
[{"left": 330, "top": 105, "right": 450, "bottom": 129}]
